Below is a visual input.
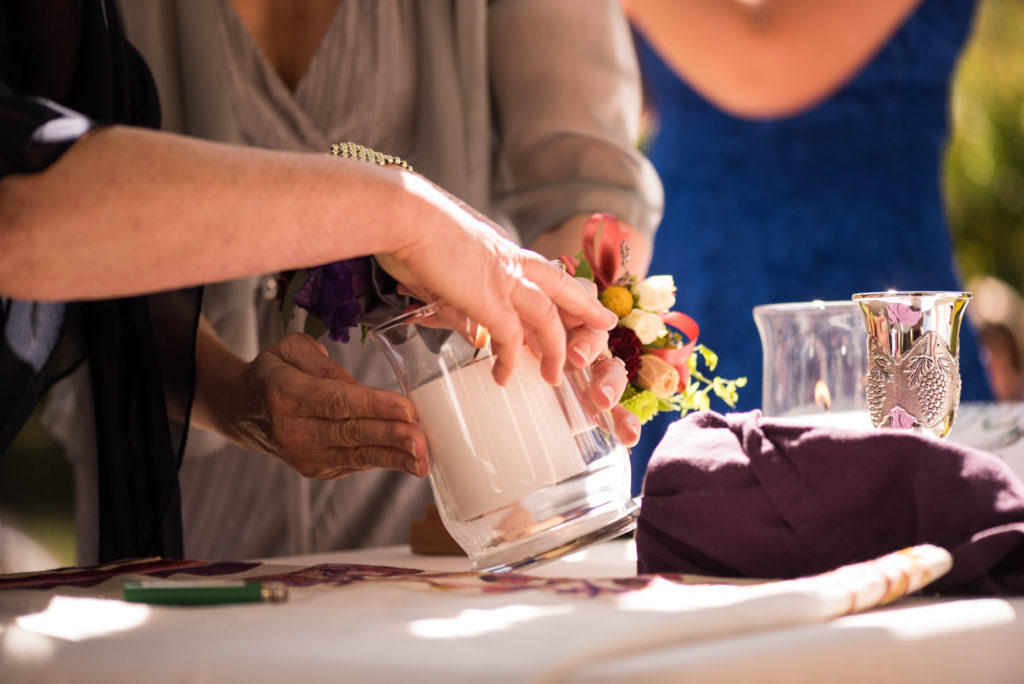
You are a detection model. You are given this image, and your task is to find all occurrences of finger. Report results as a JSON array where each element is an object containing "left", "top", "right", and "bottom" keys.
[
  {"left": 522, "top": 257, "right": 619, "bottom": 332},
  {"left": 576, "top": 277, "right": 598, "bottom": 298},
  {"left": 506, "top": 276, "right": 566, "bottom": 384},
  {"left": 560, "top": 278, "right": 600, "bottom": 330},
  {"left": 489, "top": 325, "right": 524, "bottom": 386},
  {"left": 274, "top": 333, "right": 357, "bottom": 383},
  {"left": 611, "top": 405, "right": 641, "bottom": 447},
  {"left": 566, "top": 326, "right": 610, "bottom": 368},
  {"left": 466, "top": 280, "right": 527, "bottom": 385},
  {"left": 317, "top": 418, "right": 428, "bottom": 477},
  {"left": 320, "top": 414, "right": 425, "bottom": 452},
  {"left": 491, "top": 260, "right": 610, "bottom": 383},
  {"left": 316, "top": 444, "right": 428, "bottom": 479},
  {"left": 588, "top": 355, "right": 628, "bottom": 410},
  {"left": 309, "top": 383, "right": 417, "bottom": 424}
]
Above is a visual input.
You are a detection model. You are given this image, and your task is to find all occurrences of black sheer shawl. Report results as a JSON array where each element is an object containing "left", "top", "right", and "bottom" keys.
[{"left": 0, "top": 0, "right": 200, "bottom": 561}]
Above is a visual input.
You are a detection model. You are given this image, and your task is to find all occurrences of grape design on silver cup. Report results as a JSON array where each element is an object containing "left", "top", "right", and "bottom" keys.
[{"left": 853, "top": 292, "right": 972, "bottom": 439}]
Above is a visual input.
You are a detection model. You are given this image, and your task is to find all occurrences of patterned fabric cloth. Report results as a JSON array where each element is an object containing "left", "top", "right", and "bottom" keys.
[
  {"left": 0, "top": 544, "right": 950, "bottom": 611},
  {"left": 0, "top": 543, "right": 959, "bottom": 682}
]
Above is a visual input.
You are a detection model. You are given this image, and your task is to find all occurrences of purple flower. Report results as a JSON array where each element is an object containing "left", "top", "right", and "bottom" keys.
[{"left": 293, "top": 258, "right": 372, "bottom": 343}]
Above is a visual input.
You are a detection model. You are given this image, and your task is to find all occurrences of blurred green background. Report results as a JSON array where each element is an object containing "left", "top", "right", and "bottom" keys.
[
  {"left": 946, "top": 0, "right": 1024, "bottom": 292},
  {"left": 2, "top": 0, "right": 1023, "bottom": 573},
  {"left": 0, "top": 403, "right": 75, "bottom": 570}
]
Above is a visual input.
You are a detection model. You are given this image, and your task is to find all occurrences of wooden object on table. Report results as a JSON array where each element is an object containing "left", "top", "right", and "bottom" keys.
[{"left": 410, "top": 503, "right": 466, "bottom": 556}]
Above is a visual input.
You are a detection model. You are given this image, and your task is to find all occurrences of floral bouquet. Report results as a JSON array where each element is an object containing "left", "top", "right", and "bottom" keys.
[
  {"left": 278, "top": 208, "right": 745, "bottom": 424},
  {"left": 561, "top": 213, "right": 746, "bottom": 424}
]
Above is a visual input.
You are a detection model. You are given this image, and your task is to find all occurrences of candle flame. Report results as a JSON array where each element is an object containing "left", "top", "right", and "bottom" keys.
[
  {"left": 472, "top": 325, "right": 490, "bottom": 349},
  {"left": 814, "top": 379, "right": 832, "bottom": 412}
]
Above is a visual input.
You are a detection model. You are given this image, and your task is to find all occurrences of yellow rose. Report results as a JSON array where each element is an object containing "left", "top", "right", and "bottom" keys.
[
  {"left": 599, "top": 286, "right": 633, "bottom": 318},
  {"left": 636, "top": 354, "right": 680, "bottom": 398}
]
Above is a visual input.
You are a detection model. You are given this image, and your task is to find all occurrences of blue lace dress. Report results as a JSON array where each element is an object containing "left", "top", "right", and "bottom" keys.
[{"left": 631, "top": 0, "right": 988, "bottom": 492}]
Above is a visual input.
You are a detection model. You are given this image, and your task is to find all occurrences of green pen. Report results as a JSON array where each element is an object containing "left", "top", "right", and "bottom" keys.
[{"left": 122, "top": 579, "right": 288, "bottom": 606}]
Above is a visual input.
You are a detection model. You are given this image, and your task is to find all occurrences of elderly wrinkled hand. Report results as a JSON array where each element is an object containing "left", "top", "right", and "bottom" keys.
[{"left": 236, "top": 333, "right": 428, "bottom": 479}]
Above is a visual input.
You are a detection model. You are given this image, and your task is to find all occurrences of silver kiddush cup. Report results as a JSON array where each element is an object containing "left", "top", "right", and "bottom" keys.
[{"left": 852, "top": 291, "right": 972, "bottom": 439}]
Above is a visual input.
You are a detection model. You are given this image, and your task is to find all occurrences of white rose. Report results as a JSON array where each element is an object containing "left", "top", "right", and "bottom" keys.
[
  {"left": 620, "top": 309, "right": 667, "bottom": 345},
  {"left": 632, "top": 275, "right": 676, "bottom": 313}
]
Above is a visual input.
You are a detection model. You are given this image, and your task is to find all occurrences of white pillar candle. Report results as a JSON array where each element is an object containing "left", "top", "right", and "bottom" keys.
[{"left": 410, "top": 353, "right": 585, "bottom": 521}]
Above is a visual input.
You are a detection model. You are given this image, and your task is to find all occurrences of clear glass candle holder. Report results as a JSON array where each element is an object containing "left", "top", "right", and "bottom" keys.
[
  {"left": 371, "top": 303, "right": 638, "bottom": 572},
  {"left": 852, "top": 291, "right": 972, "bottom": 439},
  {"left": 753, "top": 300, "right": 870, "bottom": 428}
]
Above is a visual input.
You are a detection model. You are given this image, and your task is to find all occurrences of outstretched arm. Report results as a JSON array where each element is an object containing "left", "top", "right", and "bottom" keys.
[
  {"left": 0, "top": 124, "right": 617, "bottom": 386},
  {"left": 0, "top": 124, "right": 467, "bottom": 300}
]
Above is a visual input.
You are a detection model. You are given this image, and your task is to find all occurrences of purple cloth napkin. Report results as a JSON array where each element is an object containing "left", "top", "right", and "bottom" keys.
[{"left": 636, "top": 410, "right": 1024, "bottom": 595}]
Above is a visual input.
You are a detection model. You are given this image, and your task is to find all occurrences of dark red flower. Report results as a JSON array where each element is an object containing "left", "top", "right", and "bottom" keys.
[{"left": 608, "top": 325, "right": 643, "bottom": 383}]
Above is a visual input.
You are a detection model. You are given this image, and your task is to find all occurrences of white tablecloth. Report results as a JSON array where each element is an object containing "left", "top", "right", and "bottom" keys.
[
  {"left": 1, "top": 402, "right": 1023, "bottom": 683},
  {"left": 1, "top": 540, "right": 1022, "bottom": 683}
]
